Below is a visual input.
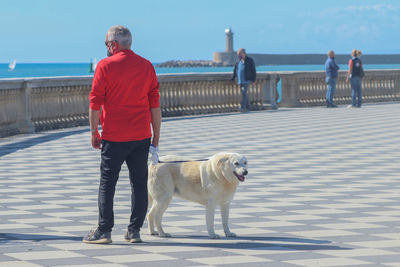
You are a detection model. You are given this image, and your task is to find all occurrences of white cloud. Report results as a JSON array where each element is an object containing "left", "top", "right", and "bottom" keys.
[
  {"left": 299, "top": 3, "right": 400, "bottom": 19},
  {"left": 297, "top": 3, "right": 400, "bottom": 37},
  {"left": 343, "top": 4, "right": 398, "bottom": 12}
]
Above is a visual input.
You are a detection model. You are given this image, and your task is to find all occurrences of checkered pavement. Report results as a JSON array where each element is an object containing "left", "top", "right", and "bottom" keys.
[{"left": 1, "top": 103, "right": 400, "bottom": 266}]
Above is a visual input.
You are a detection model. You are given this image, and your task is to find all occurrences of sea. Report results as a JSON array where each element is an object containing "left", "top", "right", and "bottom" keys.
[{"left": 1, "top": 63, "right": 400, "bottom": 79}]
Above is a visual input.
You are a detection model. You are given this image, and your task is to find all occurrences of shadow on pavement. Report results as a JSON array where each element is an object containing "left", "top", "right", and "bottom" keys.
[
  {"left": 136, "top": 235, "right": 349, "bottom": 251},
  {"left": 0, "top": 233, "right": 82, "bottom": 243},
  {"left": 162, "top": 109, "right": 284, "bottom": 122},
  {"left": 0, "top": 128, "right": 88, "bottom": 157},
  {"left": 0, "top": 233, "right": 350, "bottom": 251}
]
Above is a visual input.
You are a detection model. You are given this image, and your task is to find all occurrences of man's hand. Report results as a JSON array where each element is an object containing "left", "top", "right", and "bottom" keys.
[
  {"left": 150, "top": 107, "right": 161, "bottom": 148},
  {"left": 91, "top": 130, "right": 101, "bottom": 149},
  {"left": 89, "top": 108, "right": 101, "bottom": 149},
  {"left": 149, "top": 144, "right": 159, "bottom": 165}
]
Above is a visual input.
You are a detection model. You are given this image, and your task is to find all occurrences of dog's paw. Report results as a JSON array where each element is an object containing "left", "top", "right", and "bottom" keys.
[
  {"left": 225, "top": 232, "right": 237, "bottom": 238},
  {"left": 159, "top": 232, "right": 171, "bottom": 238},
  {"left": 208, "top": 233, "right": 221, "bottom": 239}
]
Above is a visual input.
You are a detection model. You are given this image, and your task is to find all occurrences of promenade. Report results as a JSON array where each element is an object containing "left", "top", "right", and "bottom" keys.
[{"left": 1, "top": 103, "right": 400, "bottom": 266}]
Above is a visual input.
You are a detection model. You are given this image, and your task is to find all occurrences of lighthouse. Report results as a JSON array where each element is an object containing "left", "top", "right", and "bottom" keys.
[
  {"left": 225, "top": 28, "right": 233, "bottom": 53},
  {"left": 213, "top": 28, "right": 236, "bottom": 65}
]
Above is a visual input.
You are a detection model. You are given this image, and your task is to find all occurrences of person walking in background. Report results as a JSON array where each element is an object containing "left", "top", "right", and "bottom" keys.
[
  {"left": 83, "top": 25, "right": 161, "bottom": 244},
  {"left": 325, "top": 50, "right": 340, "bottom": 108},
  {"left": 231, "top": 48, "right": 256, "bottom": 112},
  {"left": 346, "top": 49, "right": 364, "bottom": 108}
]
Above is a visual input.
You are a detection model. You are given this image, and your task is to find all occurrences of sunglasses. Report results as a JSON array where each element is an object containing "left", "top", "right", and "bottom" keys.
[{"left": 105, "top": 40, "right": 118, "bottom": 47}]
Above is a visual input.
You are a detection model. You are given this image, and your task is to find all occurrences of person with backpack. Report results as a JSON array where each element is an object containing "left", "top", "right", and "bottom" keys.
[{"left": 346, "top": 49, "right": 364, "bottom": 108}]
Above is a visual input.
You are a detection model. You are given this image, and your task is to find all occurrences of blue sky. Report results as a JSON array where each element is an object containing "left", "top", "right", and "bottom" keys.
[{"left": 1, "top": 0, "right": 400, "bottom": 63}]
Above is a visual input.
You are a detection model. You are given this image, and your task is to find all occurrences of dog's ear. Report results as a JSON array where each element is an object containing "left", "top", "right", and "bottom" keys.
[{"left": 217, "top": 156, "right": 229, "bottom": 168}]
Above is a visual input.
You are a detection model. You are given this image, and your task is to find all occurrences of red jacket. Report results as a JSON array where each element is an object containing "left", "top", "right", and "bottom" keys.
[{"left": 89, "top": 50, "right": 160, "bottom": 142}]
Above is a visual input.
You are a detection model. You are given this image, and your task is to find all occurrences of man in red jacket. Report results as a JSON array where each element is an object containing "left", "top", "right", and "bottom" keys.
[{"left": 83, "top": 25, "right": 161, "bottom": 244}]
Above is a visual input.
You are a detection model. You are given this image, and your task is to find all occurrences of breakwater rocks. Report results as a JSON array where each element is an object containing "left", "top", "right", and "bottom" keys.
[{"left": 156, "top": 60, "right": 232, "bottom": 68}]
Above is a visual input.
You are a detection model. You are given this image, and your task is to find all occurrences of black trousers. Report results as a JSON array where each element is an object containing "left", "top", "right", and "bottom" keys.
[{"left": 98, "top": 138, "right": 150, "bottom": 233}]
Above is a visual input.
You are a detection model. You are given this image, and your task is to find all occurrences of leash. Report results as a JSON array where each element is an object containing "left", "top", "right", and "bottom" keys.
[{"left": 157, "top": 158, "right": 209, "bottom": 164}]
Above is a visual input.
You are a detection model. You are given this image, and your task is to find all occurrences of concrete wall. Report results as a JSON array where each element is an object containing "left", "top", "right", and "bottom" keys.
[{"left": 213, "top": 52, "right": 236, "bottom": 65}]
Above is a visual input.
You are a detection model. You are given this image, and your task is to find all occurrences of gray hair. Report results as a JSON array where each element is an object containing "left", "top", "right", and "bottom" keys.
[
  {"left": 107, "top": 25, "right": 132, "bottom": 48},
  {"left": 237, "top": 48, "right": 246, "bottom": 54}
]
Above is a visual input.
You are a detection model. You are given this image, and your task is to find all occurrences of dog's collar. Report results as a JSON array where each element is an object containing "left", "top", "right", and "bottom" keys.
[{"left": 157, "top": 158, "right": 209, "bottom": 164}]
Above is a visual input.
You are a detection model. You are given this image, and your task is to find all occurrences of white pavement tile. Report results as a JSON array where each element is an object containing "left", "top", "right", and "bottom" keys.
[
  {"left": 0, "top": 223, "right": 37, "bottom": 230},
  {"left": 284, "top": 257, "right": 371, "bottom": 266},
  {"left": 5, "top": 251, "right": 84, "bottom": 261},
  {"left": 62, "top": 265, "right": 125, "bottom": 267},
  {"left": 290, "top": 209, "right": 352, "bottom": 215},
  {"left": 235, "top": 221, "right": 304, "bottom": 228},
  {"left": 0, "top": 261, "right": 42, "bottom": 267},
  {"left": 95, "top": 254, "right": 176, "bottom": 263},
  {"left": 188, "top": 255, "right": 271, "bottom": 265},
  {"left": 316, "top": 248, "right": 398, "bottom": 257},
  {"left": 348, "top": 240, "right": 400, "bottom": 249},
  {"left": 288, "top": 230, "right": 361, "bottom": 238},
  {"left": 0, "top": 210, "right": 34, "bottom": 216},
  {"left": 43, "top": 211, "right": 98, "bottom": 217},
  {"left": 45, "top": 225, "right": 94, "bottom": 232},
  {"left": 135, "top": 245, "right": 213, "bottom": 253},
  {"left": 10, "top": 217, "right": 72, "bottom": 224},
  {"left": 48, "top": 243, "right": 129, "bottom": 250},
  {"left": 342, "top": 216, "right": 399, "bottom": 223},
  {"left": 315, "top": 222, "right": 383, "bottom": 230},
  {"left": 262, "top": 215, "right": 329, "bottom": 221}
]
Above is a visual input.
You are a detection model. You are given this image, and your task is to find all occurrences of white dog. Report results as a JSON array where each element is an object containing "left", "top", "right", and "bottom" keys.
[{"left": 147, "top": 152, "right": 248, "bottom": 239}]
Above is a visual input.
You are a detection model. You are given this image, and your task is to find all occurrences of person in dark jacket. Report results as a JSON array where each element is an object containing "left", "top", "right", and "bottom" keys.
[
  {"left": 231, "top": 48, "right": 256, "bottom": 112},
  {"left": 325, "top": 50, "right": 340, "bottom": 108}
]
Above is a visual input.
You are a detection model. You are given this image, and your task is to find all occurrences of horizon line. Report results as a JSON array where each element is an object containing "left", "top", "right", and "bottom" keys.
[{"left": 4, "top": 52, "right": 400, "bottom": 64}]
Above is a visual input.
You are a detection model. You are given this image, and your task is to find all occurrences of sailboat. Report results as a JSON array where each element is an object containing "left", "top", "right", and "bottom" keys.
[
  {"left": 89, "top": 58, "right": 97, "bottom": 73},
  {"left": 8, "top": 60, "right": 16, "bottom": 71}
]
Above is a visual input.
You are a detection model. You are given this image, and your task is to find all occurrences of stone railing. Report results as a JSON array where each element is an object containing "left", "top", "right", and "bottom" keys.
[
  {"left": 0, "top": 73, "right": 279, "bottom": 137},
  {"left": 157, "top": 72, "right": 278, "bottom": 116},
  {"left": 1, "top": 69, "right": 399, "bottom": 137},
  {"left": 0, "top": 76, "right": 93, "bottom": 137},
  {"left": 279, "top": 70, "right": 400, "bottom": 107}
]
